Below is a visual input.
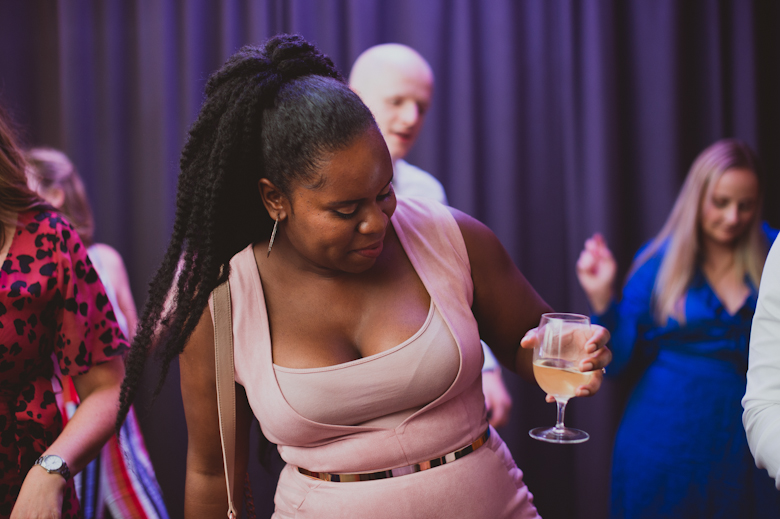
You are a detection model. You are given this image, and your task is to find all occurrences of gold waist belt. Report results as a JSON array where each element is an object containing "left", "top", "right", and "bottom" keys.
[{"left": 297, "top": 427, "right": 491, "bottom": 482}]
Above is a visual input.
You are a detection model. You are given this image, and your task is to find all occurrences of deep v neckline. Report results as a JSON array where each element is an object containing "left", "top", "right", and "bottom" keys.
[
  {"left": 246, "top": 217, "right": 464, "bottom": 432},
  {"left": 257, "top": 221, "right": 433, "bottom": 370},
  {"left": 700, "top": 270, "right": 754, "bottom": 318},
  {"left": 272, "top": 298, "right": 436, "bottom": 372}
]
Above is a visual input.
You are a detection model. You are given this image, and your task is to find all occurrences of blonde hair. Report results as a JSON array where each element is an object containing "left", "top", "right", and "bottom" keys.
[
  {"left": 25, "top": 148, "right": 95, "bottom": 247},
  {"left": 631, "top": 139, "right": 767, "bottom": 326}
]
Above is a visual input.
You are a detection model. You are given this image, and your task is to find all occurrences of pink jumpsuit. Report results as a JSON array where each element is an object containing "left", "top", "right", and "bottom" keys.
[{"left": 216, "top": 197, "right": 540, "bottom": 518}]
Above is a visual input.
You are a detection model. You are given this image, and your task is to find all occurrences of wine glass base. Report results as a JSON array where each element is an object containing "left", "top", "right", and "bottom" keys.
[{"left": 529, "top": 426, "right": 589, "bottom": 444}]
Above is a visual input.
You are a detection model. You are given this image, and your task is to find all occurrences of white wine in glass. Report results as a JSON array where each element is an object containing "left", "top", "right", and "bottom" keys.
[{"left": 529, "top": 313, "right": 593, "bottom": 444}]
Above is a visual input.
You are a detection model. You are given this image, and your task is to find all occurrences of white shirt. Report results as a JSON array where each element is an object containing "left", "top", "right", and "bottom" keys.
[
  {"left": 393, "top": 159, "right": 448, "bottom": 205},
  {"left": 743, "top": 238, "right": 780, "bottom": 489},
  {"left": 392, "top": 159, "right": 499, "bottom": 372}
]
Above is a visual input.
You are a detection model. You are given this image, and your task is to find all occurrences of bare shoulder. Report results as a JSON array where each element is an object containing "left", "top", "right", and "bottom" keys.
[
  {"left": 447, "top": 205, "right": 487, "bottom": 234},
  {"left": 446, "top": 206, "right": 508, "bottom": 267},
  {"left": 89, "top": 243, "right": 125, "bottom": 269}
]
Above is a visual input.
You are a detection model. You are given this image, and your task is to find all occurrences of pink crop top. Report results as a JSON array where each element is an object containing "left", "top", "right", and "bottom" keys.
[{"left": 274, "top": 301, "right": 460, "bottom": 428}]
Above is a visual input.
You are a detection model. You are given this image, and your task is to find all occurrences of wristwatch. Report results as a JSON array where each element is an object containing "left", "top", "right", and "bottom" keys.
[{"left": 34, "top": 455, "right": 71, "bottom": 480}]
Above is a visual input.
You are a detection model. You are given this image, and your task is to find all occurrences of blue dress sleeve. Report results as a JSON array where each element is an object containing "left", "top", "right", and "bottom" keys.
[
  {"left": 592, "top": 247, "right": 662, "bottom": 377},
  {"left": 762, "top": 222, "right": 778, "bottom": 245}
]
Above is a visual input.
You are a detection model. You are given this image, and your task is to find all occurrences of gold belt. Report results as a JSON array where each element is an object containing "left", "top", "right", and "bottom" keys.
[{"left": 297, "top": 428, "right": 491, "bottom": 482}]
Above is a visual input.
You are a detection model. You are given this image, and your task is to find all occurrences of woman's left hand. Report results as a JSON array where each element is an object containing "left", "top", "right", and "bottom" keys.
[
  {"left": 520, "top": 324, "right": 612, "bottom": 403},
  {"left": 11, "top": 466, "right": 66, "bottom": 518}
]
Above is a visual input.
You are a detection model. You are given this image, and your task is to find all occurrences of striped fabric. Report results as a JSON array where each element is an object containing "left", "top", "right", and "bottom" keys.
[{"left": 60, "top": 377, "right": 170, "bottom": 519}]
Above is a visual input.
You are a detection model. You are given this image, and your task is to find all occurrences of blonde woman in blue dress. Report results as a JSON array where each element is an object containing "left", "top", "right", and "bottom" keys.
[{"left": 577, "top": 139, "right": 780, "bottom": 518}]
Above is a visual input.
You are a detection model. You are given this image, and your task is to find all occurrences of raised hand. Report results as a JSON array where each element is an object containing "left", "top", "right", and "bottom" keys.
[{"left": 576, "top": 233, "right": 617, "bottom": 314}]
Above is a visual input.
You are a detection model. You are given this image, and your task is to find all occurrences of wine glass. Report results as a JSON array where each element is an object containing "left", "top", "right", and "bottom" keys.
[{"left": 529, "top": 313, "right": 593, "bottom": 444}]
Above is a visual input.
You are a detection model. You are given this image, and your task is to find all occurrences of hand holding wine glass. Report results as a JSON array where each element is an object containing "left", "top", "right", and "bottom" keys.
[
  {"left": 523, "top": 313, "right": 611, "bottom": 443},
  {"left": 520, "top": 314, "right": 611, "bottom": 397}
]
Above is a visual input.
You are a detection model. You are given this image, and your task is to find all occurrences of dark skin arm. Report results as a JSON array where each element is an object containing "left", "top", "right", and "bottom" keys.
[
  {"left": 450, "top": 208, "right": 611, "bottom": 396},
  {"left": 180, "top": 306, "right": 253, "bottom": 519}
]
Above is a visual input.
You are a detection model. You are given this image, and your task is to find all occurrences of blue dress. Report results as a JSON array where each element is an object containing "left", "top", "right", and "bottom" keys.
[{"left": 594, "top": 224, "right": 780, "bottom": 519}]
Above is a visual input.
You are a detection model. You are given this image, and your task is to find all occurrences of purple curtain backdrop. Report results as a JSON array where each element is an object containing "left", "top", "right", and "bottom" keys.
[{"left": 1, "top": 1, "right": 779, "bottom": 518}]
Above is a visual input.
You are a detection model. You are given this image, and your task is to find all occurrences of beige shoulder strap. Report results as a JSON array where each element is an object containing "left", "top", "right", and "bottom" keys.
[{"left": 213, "top": 280, "right": 238, "bottom": 519}]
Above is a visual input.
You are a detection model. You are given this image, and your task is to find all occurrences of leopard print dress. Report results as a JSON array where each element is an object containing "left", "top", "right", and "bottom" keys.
[{"left": 0, "top": 210, "right": 128, "bottom": 518}]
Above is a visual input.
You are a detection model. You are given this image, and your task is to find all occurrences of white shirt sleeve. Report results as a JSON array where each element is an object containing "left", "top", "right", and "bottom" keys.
[
  {"left": 481, "top": 341, "right": 499, "bottom": 372},
  {"left": 743, "top": 238, "right": 780, "bottom": 489},
  {"left": 393, "top": 160, "right": 448, "bottom": 205}
]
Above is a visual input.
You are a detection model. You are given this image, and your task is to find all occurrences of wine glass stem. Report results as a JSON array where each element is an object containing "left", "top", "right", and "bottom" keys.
[{"left": 554, "top": 400, "right": 568, "bottom": 432}]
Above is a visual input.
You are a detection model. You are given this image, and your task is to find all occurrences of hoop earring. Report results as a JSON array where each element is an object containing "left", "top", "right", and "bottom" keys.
[{"left": 267, "top": 217, "right": 279, "bottom": 258}]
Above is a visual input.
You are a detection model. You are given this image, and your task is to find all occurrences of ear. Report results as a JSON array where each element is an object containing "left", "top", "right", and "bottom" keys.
[
  {"left": 48, "top": 187, "right": 66, "bottom": 209},
  {"left": 258, "top": 178, "right": 289, "bottom": 221}
]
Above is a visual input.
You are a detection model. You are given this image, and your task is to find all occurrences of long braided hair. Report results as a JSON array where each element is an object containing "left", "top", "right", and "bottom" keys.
[{"left": 118, "top": 35, "right": 376, "bottom": 427}]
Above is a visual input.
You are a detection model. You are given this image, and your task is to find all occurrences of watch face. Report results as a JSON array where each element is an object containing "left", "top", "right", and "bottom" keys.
[{"left": 42, "top": 456, "right": 63, "bottom": 471}]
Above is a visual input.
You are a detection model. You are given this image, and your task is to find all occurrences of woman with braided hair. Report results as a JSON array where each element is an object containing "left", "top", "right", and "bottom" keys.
[{"left": 118, "top": 35, "right": 611, "bottom": 518}]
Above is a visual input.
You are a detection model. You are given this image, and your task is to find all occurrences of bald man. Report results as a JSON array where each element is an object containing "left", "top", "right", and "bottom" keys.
[
  {"left": 349, "top": 43, "right": 447, "bottom": 203},
  {"left": 350, "top": 44, "right": 513, "bottom": 428}
]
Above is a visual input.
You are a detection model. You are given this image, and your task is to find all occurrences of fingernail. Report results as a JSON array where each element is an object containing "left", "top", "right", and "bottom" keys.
[
  {"left": 582, "top": 363, "right": 594, "bottom": 371},
  {"left": 578, "top": 389, "right": 591, "bottom": 397}
]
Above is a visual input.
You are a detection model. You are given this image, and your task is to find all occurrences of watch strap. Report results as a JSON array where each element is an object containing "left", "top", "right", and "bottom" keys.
[{"left": 34, "top": 455, "right": 71, "bottom": 480}]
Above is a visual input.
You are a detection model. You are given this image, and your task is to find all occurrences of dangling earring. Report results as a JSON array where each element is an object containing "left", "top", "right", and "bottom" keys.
[{"left": 267, "top": 217, "right": 279, "bottom": 258}]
